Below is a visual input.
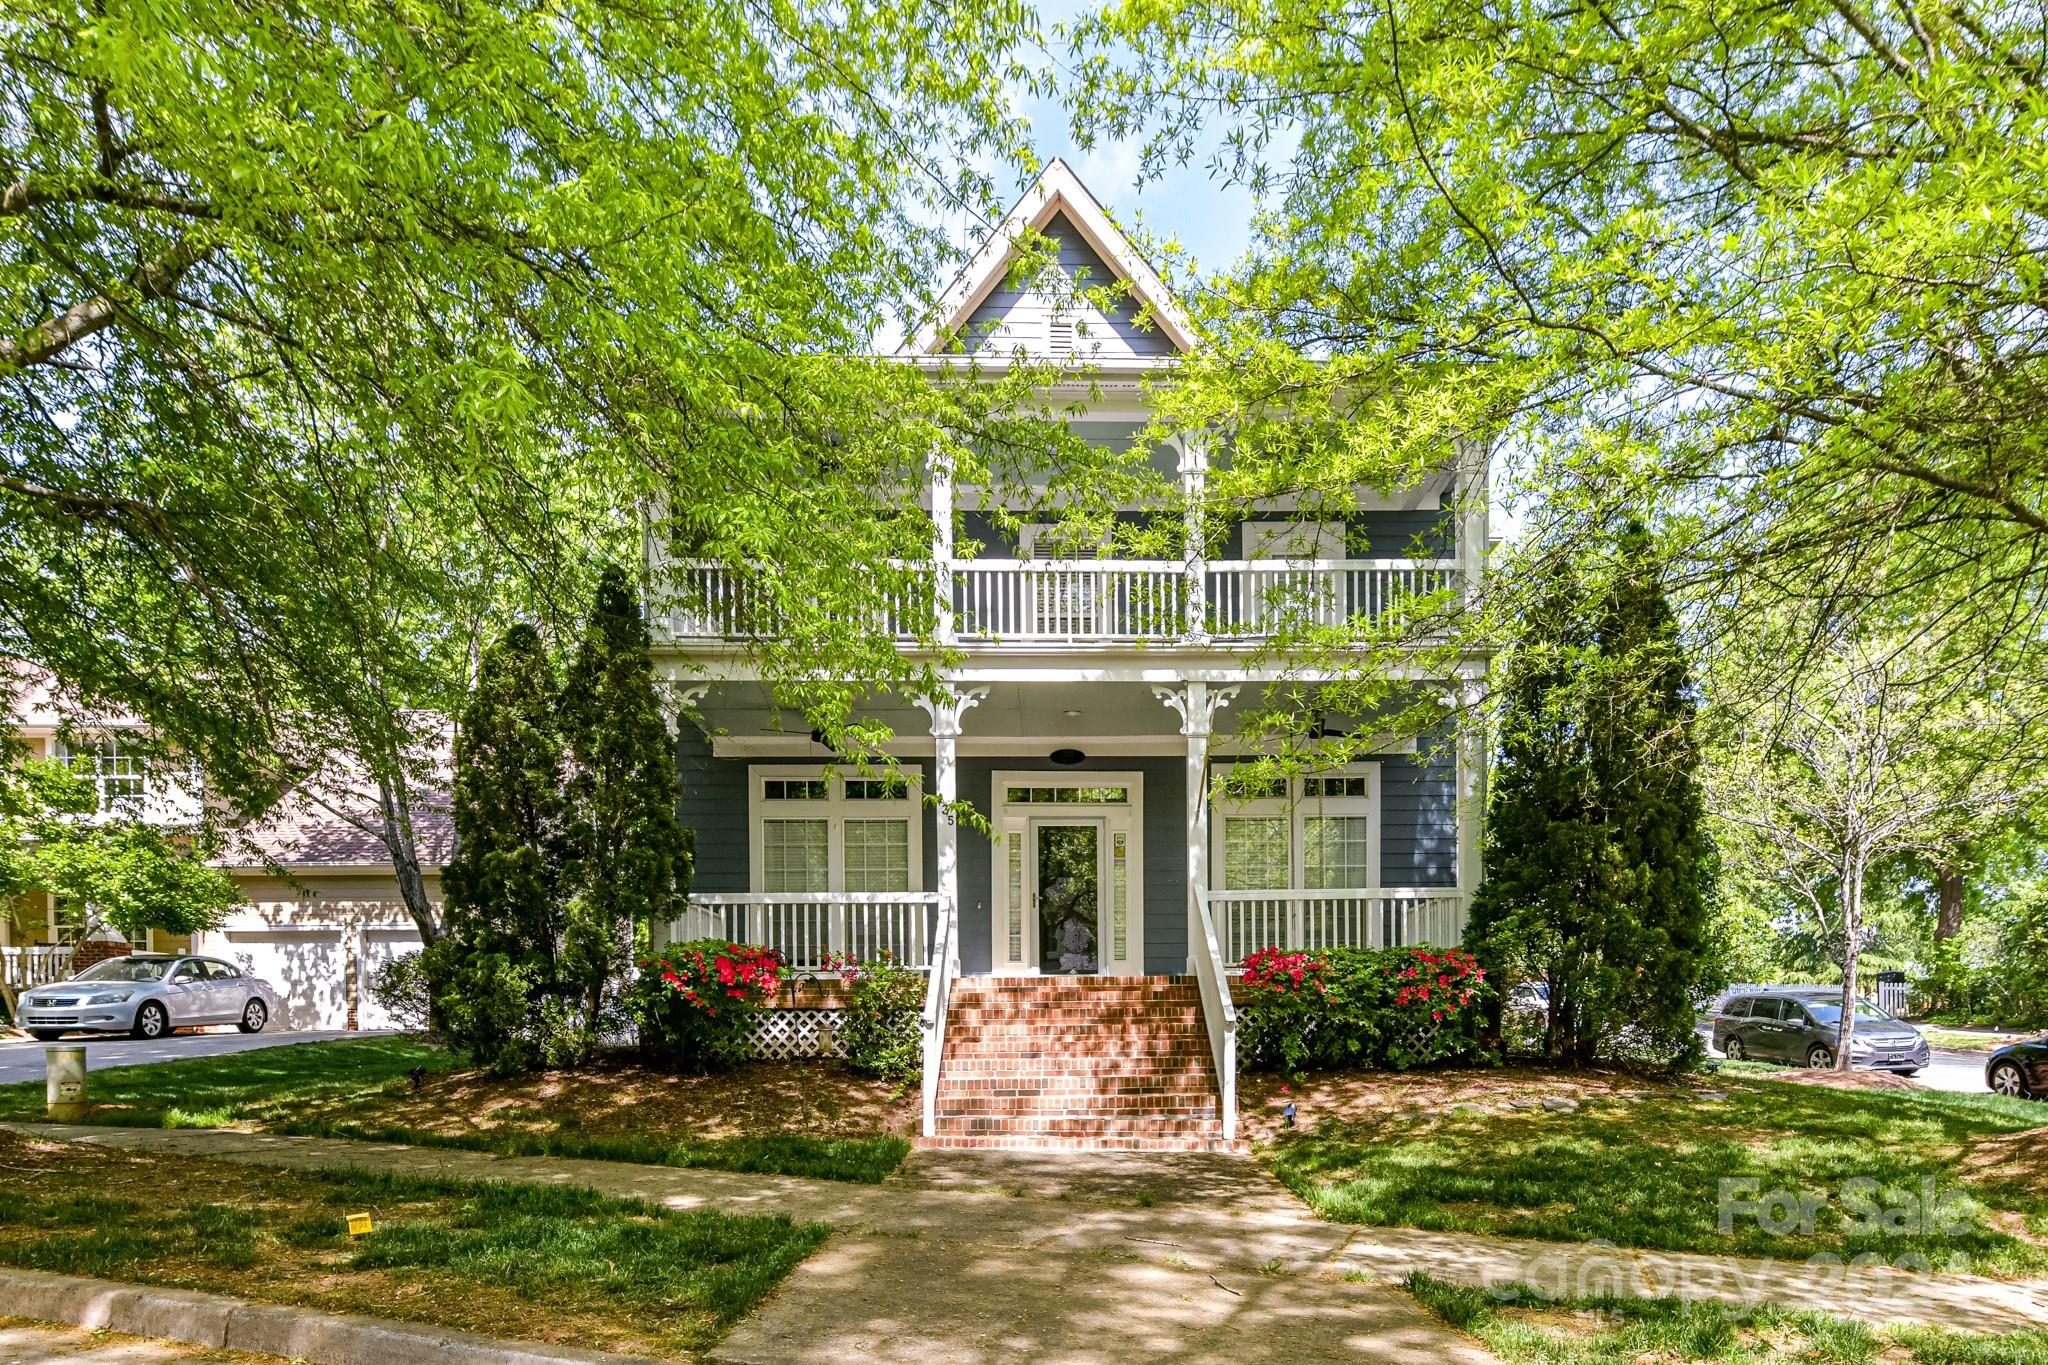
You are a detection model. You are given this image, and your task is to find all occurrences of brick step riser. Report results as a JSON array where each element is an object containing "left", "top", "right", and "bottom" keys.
[
  {"left": 939, "top": 1049, "right": 1213, "bottom": 1063},
  {"left": 946, "top": 1005, "right": 1206, "bottom": 1019},
  {"left": 916, "top": 1136, "right": 1245, "bottom": 1154},
  {"left": 938, "top": 1077, "right": 1218, "bottom": 1094},
  {"left": 931, "top": 1120, "right": 1224, "bottom": 1139},
  {"left": 937, "top": 1096, "right": 1212, "bottom": 1113},
  {"left": 951, "top": 993, "right": 1200, "bottom": 1005}
]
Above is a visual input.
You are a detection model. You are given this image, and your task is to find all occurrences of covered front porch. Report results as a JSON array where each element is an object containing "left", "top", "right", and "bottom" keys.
[{"left": 657, "top": 676, "right": 1479, "bottom": 976}]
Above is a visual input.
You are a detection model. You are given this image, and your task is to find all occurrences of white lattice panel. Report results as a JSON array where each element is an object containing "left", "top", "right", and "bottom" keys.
[{"left": 748, "top": 1008, "right": 848, "bottom": 1060}]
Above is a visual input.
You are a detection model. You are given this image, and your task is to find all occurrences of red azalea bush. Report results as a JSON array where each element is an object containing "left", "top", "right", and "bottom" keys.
[
  {"left": 629, "top": 939, "right": 784, "bottom": 1072},
  {"left": 1237, "top": 944, "right": 1495, "bottom": 1073}
]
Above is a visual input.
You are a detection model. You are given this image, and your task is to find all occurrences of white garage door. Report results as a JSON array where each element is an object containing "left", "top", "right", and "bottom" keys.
[
  {"left": 219, "top": 929, "right": 348, "bottom": 1030},
  {"left": 358, "top": 928, "right": 424, "bottom": 1031}
]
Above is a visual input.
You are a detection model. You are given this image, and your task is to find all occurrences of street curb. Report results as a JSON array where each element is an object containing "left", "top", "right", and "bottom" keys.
[{"left": 0, "top": 1264, "right": 668, "bottom": 1364}]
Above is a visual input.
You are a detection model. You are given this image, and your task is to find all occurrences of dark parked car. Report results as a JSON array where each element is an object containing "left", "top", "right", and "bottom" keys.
[
  {"left": 1711, "top": 988, "right": 1930, "bottom": 1073},
  {"left": 1986, "top": 1036, "right": 2048, "bottom": 1099}
]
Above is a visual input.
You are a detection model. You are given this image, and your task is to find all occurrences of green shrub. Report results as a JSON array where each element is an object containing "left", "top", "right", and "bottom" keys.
[
  {"left": 630, "top": 941, "right": 782, "bottom": 1073},
  {"left": 424, "top": 942, "right": 541, "bottom": 1073},
  {"left": 1237, "top": 945, "right": 1496, "bottom": 1074},
  {"left": 823, "top": 951, "right": 924, "bottom": 1082},
  {"left": 367, "top": 950, "right": 432, "bottom": 1033}
]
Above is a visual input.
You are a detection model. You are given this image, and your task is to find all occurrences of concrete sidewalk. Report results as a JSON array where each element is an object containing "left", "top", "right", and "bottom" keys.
[{"left": 14, "top": 1123, "right": 2048, "bottom": 1357}]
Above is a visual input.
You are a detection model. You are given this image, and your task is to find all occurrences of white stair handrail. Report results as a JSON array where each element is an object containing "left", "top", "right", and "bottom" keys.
[
  {"left": 919, "top": 901, "right": 958, "bottom": 1138},
  {"left": 1192, "top": 886, "right": 1239, "bottom": 1143}
]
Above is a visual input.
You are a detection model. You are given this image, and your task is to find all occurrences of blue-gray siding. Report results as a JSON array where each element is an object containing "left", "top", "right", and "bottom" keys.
[{"left": 961, "top": 211, "right": 1178, "bottom": 359}]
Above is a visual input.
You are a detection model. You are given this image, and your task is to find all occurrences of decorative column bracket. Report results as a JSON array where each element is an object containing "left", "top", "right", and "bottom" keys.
[
  {"left": 913, "top": 684, "right": 988, "bottom": 741},
  {"left": 657, "top": 681, "right": 711, "bottom": 740},
  {"left": 1152, "top": 682, "right": 1238, "bottom": 738}
]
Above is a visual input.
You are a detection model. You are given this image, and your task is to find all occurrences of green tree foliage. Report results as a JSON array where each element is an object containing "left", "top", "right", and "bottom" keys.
[
  {"left": 1468, "top": 531, "right": 1720, "bottom": 1064},
  {"left": 559, "top": 566, "right": 689, "bottom": 1014},
  {"left": 0, "top": 747, "right": 239, "bottom": 941},
  {"left": 2, "top": 0, "right": 1053, "bottom": 937},
  {"left": 1067, "top": 0, "right": 2048, "bottom": 665}
]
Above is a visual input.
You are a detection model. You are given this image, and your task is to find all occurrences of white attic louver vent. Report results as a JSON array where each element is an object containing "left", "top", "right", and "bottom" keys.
[{"left": 1047, "top": 318, "right": 1075, "bottom": 356}]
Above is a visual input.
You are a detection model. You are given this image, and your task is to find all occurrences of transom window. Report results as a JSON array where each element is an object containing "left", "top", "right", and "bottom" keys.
[
  {"left": 751, "top": 768, "right": 922, "bottom": 895},
  {"left": 1212, "top": 766, "right": 1380, "bottom": 893},
  {"left": 1003, "top": 785, "right": 1129, "bottom": 805}
]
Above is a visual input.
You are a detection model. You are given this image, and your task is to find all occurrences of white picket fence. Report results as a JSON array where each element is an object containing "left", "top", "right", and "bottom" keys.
[{"left": 2, "top": 945, "right": 72, "bottom": 991}]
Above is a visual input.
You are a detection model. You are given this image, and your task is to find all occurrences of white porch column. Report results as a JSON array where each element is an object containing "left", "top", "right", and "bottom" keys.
[
  {"left": 915, "top": 685, "right": 987, "bottom": 970},
  {"left": 931, "top": 449, "right": 956, "bottom": 645},
  {"left": 1455, "top": 435, "right": 1491, "bottom": 610},
  {"left": 1155, "top": 682, "right": 1238, "bottom": 970},
  {"left": 1455, "top": 675, "right": 1487, "bottom": 914},
  {"left": 1178, "top": 435, "right": 1210, "bottom": 642}
]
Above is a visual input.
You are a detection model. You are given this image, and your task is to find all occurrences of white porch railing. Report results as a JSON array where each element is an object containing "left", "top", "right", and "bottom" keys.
[
  {"left": 667, "top": 892, "right": 939, "bottom": 972},
  {"left": 2, "top": 945, "right": 72, "bottom": 990},
  {"left": 653, "top": 558, "right": 1459, "bottom": 644},
  {"left": 919, "top": 901, "right": 958, "bottom": 1137},
  {"left": 1207, "top": 888, "right": 1469, "bottom": 965},
  {"left": 1206, "top": 559, "right": 1458, "bottom": 638},
  {"left": 1190, "top": 887, "right": 1239, "bottom": 1143},
  {"left": 952, "top": 560, "right": 1187, "bottom": 641}
]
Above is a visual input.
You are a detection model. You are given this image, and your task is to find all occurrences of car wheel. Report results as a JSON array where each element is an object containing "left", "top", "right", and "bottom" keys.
[
  {"left": 238, "top": 999, "right": 268, "bottom": 1034},
  {"left": 28, "top": 1029, "right": 65, "bottom": 1042},
  {"left": 1806, "top": 1044, "right": 1835, "bottom": 1069},
  {"left": 1724, "top": 1037, "right": 1746, "bottom": 1061},
  {"left": 131, "top": 1001, "right": 169, "bottom": 1040},
  {"left": 1990, "top": 1061, "right": 2032, "bottom": 1098}
]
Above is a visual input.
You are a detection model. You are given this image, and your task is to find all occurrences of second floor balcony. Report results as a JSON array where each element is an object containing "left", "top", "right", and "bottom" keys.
[{"left": 655, "top": 554, "right": 1462, "bottom": 647}]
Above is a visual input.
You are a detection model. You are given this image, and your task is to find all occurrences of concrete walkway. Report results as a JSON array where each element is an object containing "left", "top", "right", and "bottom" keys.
[{"left": 12, "top": 1124, "right": 2048, "bottom": 1357}]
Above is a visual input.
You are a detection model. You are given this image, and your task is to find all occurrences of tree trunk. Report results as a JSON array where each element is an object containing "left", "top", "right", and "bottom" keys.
[
  {"left": 376, "top": 770, "right": 442, "bottom": 945},
  {"left": 1934, "top": 861, "right": 1966, "bottom": 941},
  {"left": 1835, "top": 856, "right": 1865, "bottom": 1071}
]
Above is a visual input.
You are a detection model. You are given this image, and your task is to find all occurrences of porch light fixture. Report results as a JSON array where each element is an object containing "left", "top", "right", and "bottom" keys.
[
  {"left": 1049, "top": 748, "right": 1086, "bottom": 766},
  {"left": 1062, "top": 708, "right": 1082, "bottom": 717}
]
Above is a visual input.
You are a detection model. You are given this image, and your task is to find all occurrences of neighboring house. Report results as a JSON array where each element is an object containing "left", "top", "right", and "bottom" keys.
[
  {"left": 3, "top": 668, "right": 440, "bottom": 1031},
  {"left": 648, "top": 161, "right": 1490, "bottom": 1148}
]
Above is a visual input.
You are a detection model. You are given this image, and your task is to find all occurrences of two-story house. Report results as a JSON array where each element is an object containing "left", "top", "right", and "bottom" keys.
[{"left": 648, "top": 161, "right": 1488, "bottom": 1150}]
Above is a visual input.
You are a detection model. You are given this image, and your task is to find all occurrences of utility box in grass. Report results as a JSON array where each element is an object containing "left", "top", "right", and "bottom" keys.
[{"left": 45, "top": 1046, "right": 88, "bottom": 1121}]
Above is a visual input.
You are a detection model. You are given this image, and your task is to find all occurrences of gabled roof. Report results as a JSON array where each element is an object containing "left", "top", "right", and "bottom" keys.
[{"left": 908, "top": 158, "right": 1197, "bottom": 357}]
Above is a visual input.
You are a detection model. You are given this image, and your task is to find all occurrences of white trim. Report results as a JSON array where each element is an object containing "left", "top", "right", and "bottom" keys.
[
  {"left": 988, "top": 769, "right": 1146, "bottom": 976},
  {"left": 746, "top": 765, "right": 926, "bottom": 895},
  {"left": 660, "top": 656, "right": 1491, "bottom": 686},
  {"left": 912, "top": 159, "right": 1198, "bottom": 356}
]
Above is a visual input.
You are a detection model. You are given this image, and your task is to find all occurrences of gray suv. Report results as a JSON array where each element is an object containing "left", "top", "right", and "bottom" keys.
[{"left": 1712, "top": 989, "right": 1930, "bottom": 1074}]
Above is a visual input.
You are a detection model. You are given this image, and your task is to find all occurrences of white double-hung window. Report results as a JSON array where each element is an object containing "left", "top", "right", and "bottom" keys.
[
  {"left": 750, "top": 769, "right": 921, "bottom": 894},
  {"left": 55, "top": 734, "right": 148, "bottom": 812},
  {"left": 1211, "top": 767, "right": 1379, "bottom": 893}
]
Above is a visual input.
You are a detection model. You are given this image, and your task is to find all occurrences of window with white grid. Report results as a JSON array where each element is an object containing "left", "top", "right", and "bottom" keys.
[
  {"left": 761, "top": 820, "right": 830, "bottom": 892},
  {"left": 1304, "top": 816, "right": 1372, "bottom": 888},
  {"left": 843, "top": 819, "right": 911, "bottom": 892},
  {"left": 750, "top": 768, "right": 922, "bottom": 894},
  {"left": 1210, "top": 766, "right": 1379, "bottom": 892},
  {"left": 1222, "top": 817, "right": 1291, "bottom": 890},
  {"left": 59, "top": 735, "right": 147, "bottom": 809}
]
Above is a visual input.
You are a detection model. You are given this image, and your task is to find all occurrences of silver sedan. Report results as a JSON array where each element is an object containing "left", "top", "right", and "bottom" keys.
[{"left": 18, "top": 953, "right": 283, "bottom": 1041}]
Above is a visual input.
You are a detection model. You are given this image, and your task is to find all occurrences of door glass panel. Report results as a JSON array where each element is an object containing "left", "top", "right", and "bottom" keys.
[
  {"left": 1037, "top": 824, "right": 1100, "bottom": 975},
  {"left": 1223, "top": 817, "right": 1290, "bottom": 890},
  {"left": 1304, "top": 816, "right": 1371, "bottom": 888}
]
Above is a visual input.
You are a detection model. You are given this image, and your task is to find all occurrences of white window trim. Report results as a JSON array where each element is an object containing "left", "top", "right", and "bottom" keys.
[
  {"left": 1209, "top": 763, "right": 1381, "bottom": 892},
  {"left": 747, "top": 765, "right": 925, "bottom": 894},
  {"left": 55, "top": 733, "right": 151, "bottom": 812}
]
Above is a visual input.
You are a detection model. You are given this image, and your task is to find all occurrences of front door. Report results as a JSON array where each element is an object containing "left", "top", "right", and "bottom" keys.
[{"left": 1034, "top": 821, "right": 1102, "bottom": 975}]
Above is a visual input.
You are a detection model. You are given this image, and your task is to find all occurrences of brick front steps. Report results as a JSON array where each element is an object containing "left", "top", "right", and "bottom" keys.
[{"left": 920, "top": 976, "right": 1242, "bottom": 1153}]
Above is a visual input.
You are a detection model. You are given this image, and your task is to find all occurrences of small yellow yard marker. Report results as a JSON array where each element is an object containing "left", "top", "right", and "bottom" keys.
[{"left": 346, "top": 1212, "right": 375, "bottom": 1238}]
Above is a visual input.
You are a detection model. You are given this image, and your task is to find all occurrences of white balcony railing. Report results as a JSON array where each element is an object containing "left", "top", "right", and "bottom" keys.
[
  {"left": 655, "top": 557, "right": 1459, "bottom": 645},
  {"left": 1206, "top": 888, "right": 1469, "bottom": 965},
  {"left": 665, "top": 892, "right": 939, "bottom": 972}
]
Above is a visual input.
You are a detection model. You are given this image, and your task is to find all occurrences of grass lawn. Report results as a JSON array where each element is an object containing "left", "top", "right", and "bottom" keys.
[
  {"left": 1252, "top": 1067, "right": 2048, "bottom": 1274},
  {"left": 0, "top": 1129, "right": 824, "bottom": 1359},
  {"left": 1409, "top": 1272, "right": 2048, "bottom": 1365},
  {"left": 0, "top": 1037, "right": 914, "bottom": 1183}
]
